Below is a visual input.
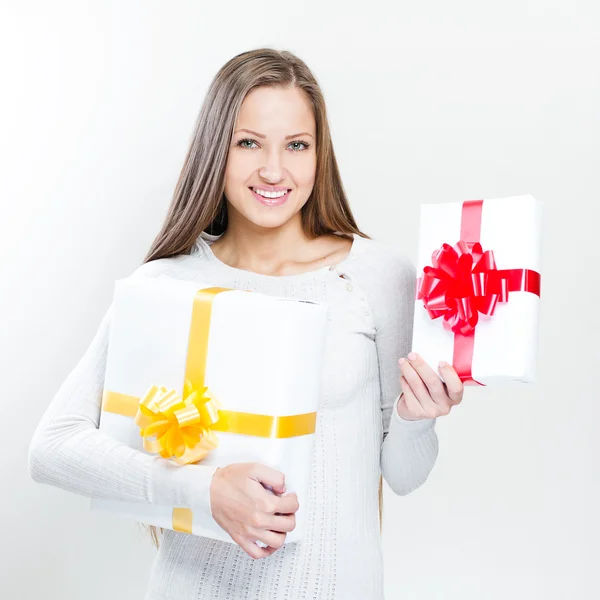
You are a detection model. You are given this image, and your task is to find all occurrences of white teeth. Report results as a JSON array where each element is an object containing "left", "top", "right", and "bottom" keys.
[{"left": 253, "top": 188, "right": 288, "bottom": 198}]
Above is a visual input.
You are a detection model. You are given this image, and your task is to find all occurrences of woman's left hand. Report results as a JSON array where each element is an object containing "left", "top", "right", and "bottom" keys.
[{"left": 396, "top": 352, "right": 464, "bottom": 421}]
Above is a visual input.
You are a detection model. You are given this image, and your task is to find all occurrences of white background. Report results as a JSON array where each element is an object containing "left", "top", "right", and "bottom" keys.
[{"left": 2, "top": 0, "right": 598, "bottom": 598}]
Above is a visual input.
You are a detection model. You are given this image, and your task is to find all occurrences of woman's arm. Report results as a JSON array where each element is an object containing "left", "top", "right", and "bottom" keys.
[
  {"left": 375, "top": 250, "right": 439, "bottom": 496},
  {"left": 28, "top": 263, "right": 219, "bottom": 516}
]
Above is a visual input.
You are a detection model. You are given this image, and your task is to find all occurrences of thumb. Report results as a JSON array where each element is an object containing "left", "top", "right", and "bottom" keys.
[{"left": 252, "top": 463, "right": 286, "bottom": 494}]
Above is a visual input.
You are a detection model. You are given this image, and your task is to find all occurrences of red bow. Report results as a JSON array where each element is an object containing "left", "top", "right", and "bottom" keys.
[{"left": 417, "top": 240, "right": 509, "bottom": 336}]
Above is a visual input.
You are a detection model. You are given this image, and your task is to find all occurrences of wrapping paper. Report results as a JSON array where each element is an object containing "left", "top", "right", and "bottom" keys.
[{"left": 412, "top": 194, "right": 543, "bottom": 385}]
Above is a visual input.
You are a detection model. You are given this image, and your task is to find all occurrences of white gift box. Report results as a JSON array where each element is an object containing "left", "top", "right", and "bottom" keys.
[
  {"left": 412, "top": 194, "right": 543, "bottom": 385},
  {"left": 91, "top": 275, "right": 329, "bottom": 544}
]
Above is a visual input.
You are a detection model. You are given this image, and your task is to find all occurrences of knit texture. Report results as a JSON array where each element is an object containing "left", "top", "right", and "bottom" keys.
[{"left": 28, "top": 232, "right": 439, "bottom": 599}]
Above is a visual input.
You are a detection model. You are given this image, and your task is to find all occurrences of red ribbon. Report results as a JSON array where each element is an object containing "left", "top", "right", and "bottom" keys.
[{"left": 416, "top": 200, "right": 541, "bottom": 386}]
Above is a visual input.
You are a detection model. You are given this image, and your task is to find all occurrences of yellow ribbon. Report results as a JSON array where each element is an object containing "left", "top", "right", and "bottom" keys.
[{"left": 101, "top": 286, "right": 317, "bottom": 533}]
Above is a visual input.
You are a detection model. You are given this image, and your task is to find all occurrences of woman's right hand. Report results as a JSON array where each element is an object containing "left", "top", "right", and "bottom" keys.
[{"left": 209, "top": 462, "right": 300, "bottom": 559}]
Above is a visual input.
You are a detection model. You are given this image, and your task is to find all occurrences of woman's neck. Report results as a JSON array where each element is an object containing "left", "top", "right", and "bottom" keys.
[{"left": 208, "top": 222, "right": 349, "bottom": 277}]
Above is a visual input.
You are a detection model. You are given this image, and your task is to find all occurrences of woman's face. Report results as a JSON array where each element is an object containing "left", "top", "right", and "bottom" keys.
[{"left": 223, "top": 85, "right": 317, "bottom": 231}]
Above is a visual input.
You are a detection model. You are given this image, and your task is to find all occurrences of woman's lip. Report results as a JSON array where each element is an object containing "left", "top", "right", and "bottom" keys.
[
  {"left": 249, "top": 186, "right": 291, "bottom": 192},
  {"left": 249, "top": 188, "right": 291, "bottom": 206}
]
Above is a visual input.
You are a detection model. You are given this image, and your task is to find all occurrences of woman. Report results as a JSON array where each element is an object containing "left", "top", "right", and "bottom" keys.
[{"left": 29, "top": 48, "right": 463, "bottom": 599}]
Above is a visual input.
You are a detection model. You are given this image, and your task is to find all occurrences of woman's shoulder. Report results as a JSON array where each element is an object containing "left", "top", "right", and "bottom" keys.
[
  {"left": 127, "top": 254, "right": 197, "bottom": 280},
  {"left": 347, "top": 236, "right": 417, "bottom": 325},
  {"left": 350, "top": 235, "right": 416, "bottom": 284},
  {"left": 126, "top": 232, "right": 214, "bottom": 280}
]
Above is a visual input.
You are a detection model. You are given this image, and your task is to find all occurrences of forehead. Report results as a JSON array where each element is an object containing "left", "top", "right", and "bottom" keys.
[{"left": 236, "top": 86, "right": 315, "bottom": 135}]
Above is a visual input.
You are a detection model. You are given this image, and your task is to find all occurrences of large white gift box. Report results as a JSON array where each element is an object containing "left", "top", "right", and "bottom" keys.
[
  {"left": 412, "top": 194, "right": 543, "bottom": 386},
  {"left": 91, "top": 275, "right": 329, "bottom": 544}
]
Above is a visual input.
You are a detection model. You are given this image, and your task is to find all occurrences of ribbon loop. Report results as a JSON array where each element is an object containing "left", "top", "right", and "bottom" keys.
[
  {"left": 417, "top": 240, "right": 513, "bottom": 336},
  {"left": 134, "top": 382, "right": 223, "bottom": 465}
]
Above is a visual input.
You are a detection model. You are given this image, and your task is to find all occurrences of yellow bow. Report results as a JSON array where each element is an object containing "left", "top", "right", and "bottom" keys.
[{"left": 134, "top": 379, "right": 222, "bottom": 465}]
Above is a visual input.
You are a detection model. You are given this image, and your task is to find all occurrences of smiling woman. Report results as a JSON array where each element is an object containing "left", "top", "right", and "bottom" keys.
[{"left": 28, "top": 47, "right": 441, "bottom": 600}]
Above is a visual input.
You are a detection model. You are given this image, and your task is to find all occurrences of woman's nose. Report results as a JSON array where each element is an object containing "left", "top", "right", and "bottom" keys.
[{"left": 259, "top": 151, "right": 285, "bottom": 182}]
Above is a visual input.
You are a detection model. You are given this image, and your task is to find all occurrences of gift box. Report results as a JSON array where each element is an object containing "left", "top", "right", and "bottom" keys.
[
  {"left": 91, "top": 275, "right": 329, "bottom": 543},
  {"left": 412, "top": 195, "right": 543, "bottom": 385}
]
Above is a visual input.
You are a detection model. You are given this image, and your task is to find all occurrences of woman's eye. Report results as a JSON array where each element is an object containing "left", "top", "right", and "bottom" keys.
[
  {"left": 237, "top": 138, "right": 258, "bottom": 149},
  {"left": 288, "top": 141, "right": 310, "bottom": 152}
]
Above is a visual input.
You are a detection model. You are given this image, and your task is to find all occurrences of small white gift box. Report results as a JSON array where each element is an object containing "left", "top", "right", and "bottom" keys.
[
  {"left": 91, "top": 275, "right": 329, "bottom": 543},
  {"left": 412, "top": 194, "right": 543, "bottom": 385}
]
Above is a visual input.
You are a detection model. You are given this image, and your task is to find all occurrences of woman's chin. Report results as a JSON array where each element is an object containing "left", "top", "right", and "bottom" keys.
[{"left": 242, "top": 207, "right": 297, "bottom": 230}]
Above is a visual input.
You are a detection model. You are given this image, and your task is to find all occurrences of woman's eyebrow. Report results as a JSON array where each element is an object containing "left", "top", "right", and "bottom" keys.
[{"left": 234, "top": 128, "right": 314, "bottom": 140}]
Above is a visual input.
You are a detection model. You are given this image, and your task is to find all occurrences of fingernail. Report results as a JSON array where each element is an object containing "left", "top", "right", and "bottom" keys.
[
  {"left": 408, "top": 352, "right": 417, "bottom": 361},
  {"left": 398, "top": 358, "right": 406, "bottom": 365},
  {"left": 439, "top": 361, "right": 447, "bottom": 369}
]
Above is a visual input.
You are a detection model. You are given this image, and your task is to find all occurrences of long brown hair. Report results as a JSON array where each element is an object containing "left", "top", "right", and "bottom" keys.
[{"left": 138, "top": 47, "right": 381, "bottom": 549}]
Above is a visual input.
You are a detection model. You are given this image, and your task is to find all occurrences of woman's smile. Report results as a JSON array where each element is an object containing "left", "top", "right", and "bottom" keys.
[{"left": 249, "top": 186, "right": 292, "bottom": 207}]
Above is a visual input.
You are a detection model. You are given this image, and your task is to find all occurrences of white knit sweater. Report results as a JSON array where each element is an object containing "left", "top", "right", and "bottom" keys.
[{"left": 28, "top": 232, "right": 439, "bottom": 599}]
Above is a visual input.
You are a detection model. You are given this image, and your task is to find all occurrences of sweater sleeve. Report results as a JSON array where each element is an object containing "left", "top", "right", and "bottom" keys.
[
  {"left": 371, "top": 247, "right": 440, "bottom": 496},
  {"left": 27, "top": 260, "right": 219, "bottom": 517}
]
